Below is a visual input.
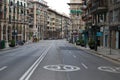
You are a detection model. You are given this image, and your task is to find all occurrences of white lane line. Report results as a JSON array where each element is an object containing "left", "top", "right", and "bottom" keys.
[
  {"left": 0, "top": 66, "right": 7, "bottom": 71},
  {"left": 69, "top": 51, "right": 71, "bottom": 53},
  {"left": 81, "top": 63, "right": 88, "bottom": 69},
  {"left": 19, "top": 45, "right": 52, "bottom": 80},
  {"left": 73, "top": 55, "right": 77, "bottom": 58}
]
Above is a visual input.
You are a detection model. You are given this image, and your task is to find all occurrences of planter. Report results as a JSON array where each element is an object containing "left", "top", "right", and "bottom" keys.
[
  {"left": 89, "top": 45, "right": 95, "bottom": 49},
  {"left": 81, "top": 43, "right": 85, "bottom": 47},
  {"left": 9, "top": 40, "right": 15, "bottom": 47},
  {"left": 9, "top": 44, "right": 15, "bottom": 47},
  {"left": 88, "top": 39, "right": 95, "bottom": 49},
  {"left": 76, "top": 42, "right": 81, "bottom": 45},
  {"left": 76, "top": 40, "right": 80, "bottom": 45}
]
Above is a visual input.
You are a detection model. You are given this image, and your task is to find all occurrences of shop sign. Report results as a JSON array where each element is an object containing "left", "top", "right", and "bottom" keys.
[
  {"left": 96, "top": 32, "right": 103, "bottom": 36},
  {"left": 70, "top": 10, "right": 83, "bottom": 14}
]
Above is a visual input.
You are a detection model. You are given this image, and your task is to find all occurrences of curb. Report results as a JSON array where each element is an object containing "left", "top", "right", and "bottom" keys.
[
  {"left": 88, "top": 49, "right": 120, "bottom": 63},
  {"left": 74, "top": 45, "right": 120, "bottom": 63},
  {"left": 0, "top": 46, "right": 19, "bottom": 51}
]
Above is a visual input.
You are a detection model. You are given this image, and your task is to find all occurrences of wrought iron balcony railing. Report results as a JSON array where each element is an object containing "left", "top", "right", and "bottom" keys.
[{"left": 90, "top": 0, "right": 108, "bottom": 13}]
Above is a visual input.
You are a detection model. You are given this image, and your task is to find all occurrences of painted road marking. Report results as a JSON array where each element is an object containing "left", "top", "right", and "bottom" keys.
[
  {"left": 19, "top": 45, "right": 52, "bottom": 80},
  {"left": 81, "top": 63, "right": 88, "bottom": 69},
  {"left": 43, "top": 64, "right": 80, "bottom": 72},
  {"left": 0, "top": 66, "right": 7, "bottom": 71},
  {"left": 69, "top": 51, "right": 71, "bottom": 54},
  {"left": 73, "top": 55, "right": 76, "bottom": 58},
  {"left": 98, "top": 66, "right": 120, "bottom": 73}
]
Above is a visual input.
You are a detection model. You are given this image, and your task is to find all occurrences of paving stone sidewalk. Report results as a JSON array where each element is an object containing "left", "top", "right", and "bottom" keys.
[
  {"left": 0, "top": 46, "right": 19, "bottom": 52},
  {"left": 76, "top": 45, "right": 120, "bottom": 63}
]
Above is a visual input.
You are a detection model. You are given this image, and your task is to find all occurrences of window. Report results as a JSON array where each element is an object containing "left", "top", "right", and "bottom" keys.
[
  {"left": 109, "top": 11, "right": 113, "bottom": 23},
  {"left": 13, "top": 6, "right": 15, "bottom": 13},
  {"left": 9, "top": 15, "right": 11, "bottom": 23},
  {"left": 4, "top": 6, "right": 7, "bottom": 19},
  {"left": 113, "top": 9, "right": 119, "bottom": 22}
]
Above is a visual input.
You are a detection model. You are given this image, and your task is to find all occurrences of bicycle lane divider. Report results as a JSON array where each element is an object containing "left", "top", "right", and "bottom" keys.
[
  {"left": 0, "top": 66, "right": 7, "bottom": 72},
  {"left": 19, "top": 44, "right": 53, "bottom": 80}
]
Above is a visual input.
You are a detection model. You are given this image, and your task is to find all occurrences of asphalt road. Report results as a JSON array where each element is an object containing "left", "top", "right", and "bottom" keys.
[{"left": 0, "top": 40, "right": 120, "bottom": 80}]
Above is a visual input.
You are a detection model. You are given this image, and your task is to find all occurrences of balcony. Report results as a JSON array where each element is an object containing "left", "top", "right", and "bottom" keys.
[
  {"left": 82, "top": 13, "right": 92, "bottom": 22},
  {"left": 90, "top": 0, "right": 108, "bottom": 13}
]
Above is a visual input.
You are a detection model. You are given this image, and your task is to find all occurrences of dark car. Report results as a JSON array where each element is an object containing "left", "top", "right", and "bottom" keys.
[{"left": 17, "top": 41, "right": 24, "bottom": 45}]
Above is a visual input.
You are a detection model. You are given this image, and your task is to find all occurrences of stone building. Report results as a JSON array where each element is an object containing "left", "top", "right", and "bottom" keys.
[
  {"left": 0, "top": 0, "right": 28, "bottom": 46},
  {"left": 82, "top": 0, "right": 107, "bottom": 47},
  {"left": 0, "top": 0, "right": 71, "bottom": 46},
  {"left": 68, "top": 0, "right": 85, "bottom": 42},
  {"left": 82, "top": 0, "right": 120, "bottom": 49},
  {"left": 108, "top": 0, "right": 120, "bottom": 49},
  {"left": 27, "top": 0, "right": 48, "bottom": 40},
  {"left": 47, "top": 8, "right": 71, "bottom": 39}
]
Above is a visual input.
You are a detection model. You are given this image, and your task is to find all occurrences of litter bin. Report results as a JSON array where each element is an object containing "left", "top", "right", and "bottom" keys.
[
  {"left": 0, "top": 41, "right": 1, "bottom": 49},
  {"left": 0, "top": 40, "right": 5, "bottom": 49}
]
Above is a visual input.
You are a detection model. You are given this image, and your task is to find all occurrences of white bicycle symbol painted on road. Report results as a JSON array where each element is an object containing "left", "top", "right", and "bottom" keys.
[
  {"left": 43, "top": 64, "right": 80, "bottom": 72},
  {"left": 98, "top": 66, "right": 120, "bottom": 73}
]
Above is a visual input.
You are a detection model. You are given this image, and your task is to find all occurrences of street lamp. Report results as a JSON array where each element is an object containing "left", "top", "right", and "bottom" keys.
[
  {"left": 12, "top": 29, "right": 17, "bottom": 45},
  {"left": 92, "top": 24, "right": 98, "bottom": 51}
]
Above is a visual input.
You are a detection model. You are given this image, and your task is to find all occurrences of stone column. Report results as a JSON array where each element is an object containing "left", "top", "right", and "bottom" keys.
[
  {"left": 6, "top": 23, "right": 9, "bottom": 47},
  {"left": 21, "top": 25, "right": 24, "bottom": 41},
  {"left": 1, "top": 23, "right": 3, "bottom": 40},
  {"left": 24, "top": 25, "right": 27, "bottom": 41}
]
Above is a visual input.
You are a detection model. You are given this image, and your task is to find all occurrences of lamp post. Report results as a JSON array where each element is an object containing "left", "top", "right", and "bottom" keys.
[
  {"left": 109, "top": 30, "right": 112, "bottom": 55},
  {"left": 92, "top": 24, "right": 98, "bottom": 51},
  {"left": 94, "top": 27, "right": 98, "bottom": 51},
  {"left": 12, "top": 29, "right": 17, "bottom": 45}
]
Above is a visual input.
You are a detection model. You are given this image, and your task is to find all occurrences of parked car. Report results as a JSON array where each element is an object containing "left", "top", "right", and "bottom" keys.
[
  {"left": 69, "top": 39, "right": 73, "bottom": 43},
  {"left": 17, "top": 40, "right": 24, "bottom": 45}
]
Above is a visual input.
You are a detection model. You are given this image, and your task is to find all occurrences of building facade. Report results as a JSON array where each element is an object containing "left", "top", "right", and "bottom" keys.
[
  {"left": 108, "top": 0, "right": 120, "bottom": 49},
  {"left": 47, "top": 8, "right": 71, "bottom": 39},
  {"left": 0, "top": 0, "right": 28, "bottom": 46},
  {"left": 0, "top": 0, "right": 71, "bottom": 48},
  {"left": 82, "top": 0, "right": 120, "bottom": 50},
  {"left": 68, "top": 0, "right": 85, "bottom": 42},
  {"left": 47, "top": 8, "right": 58, "bottom": 39},
  {"left": 61, "top": 14, "right": 71, "bottom": 39},
  {"left": 27, "top": 0, "right": 48, "bottom": 41}
]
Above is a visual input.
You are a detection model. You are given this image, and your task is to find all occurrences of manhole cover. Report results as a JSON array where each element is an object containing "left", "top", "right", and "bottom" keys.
[
  {"left": 43, "top": 64, "right": 80, "bottom": 72},
  {"left": 98, "top": 66, "right": 120, "bottom": 73}
]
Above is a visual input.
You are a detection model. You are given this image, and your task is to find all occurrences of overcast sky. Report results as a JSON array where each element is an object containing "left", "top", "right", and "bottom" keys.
[{"left": 45, "top": 0, "right": 70, "bottom": 15}]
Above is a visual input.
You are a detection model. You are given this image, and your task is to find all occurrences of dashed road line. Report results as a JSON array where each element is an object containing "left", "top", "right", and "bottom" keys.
[
  {"left": 0, "top": 66, "right": 7, "bottom": 71},
  {"left": 81, "top": 63, "right": 88, "bottom": 69},
  {"left": 73, "top": 55, "right": 77, "bottom": 58},
  {"left": 19, "top": 44, "right": 52, "bottom": 80},
  {"left": 69, "top": 51, "right": 72, "bottom": 54}
]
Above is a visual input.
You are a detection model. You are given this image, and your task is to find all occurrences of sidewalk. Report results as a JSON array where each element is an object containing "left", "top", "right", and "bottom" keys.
[
  {"left": 0, "top": 41, "right": 32, "bottom": 52},
  {"left": 0, "top": 45, "right": 19, "bottom": 52},
  {"left": 76, "top": 45, "right": 120, "bottom": 63}
]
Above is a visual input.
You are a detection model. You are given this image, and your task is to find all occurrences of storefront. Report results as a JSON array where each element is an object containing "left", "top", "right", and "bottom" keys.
[
  {"left": 103, "top": 27, "right": 109, "bottom": 47},
  {"left": 109, "top": 26, "right": 120, "bottom": 49}
]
